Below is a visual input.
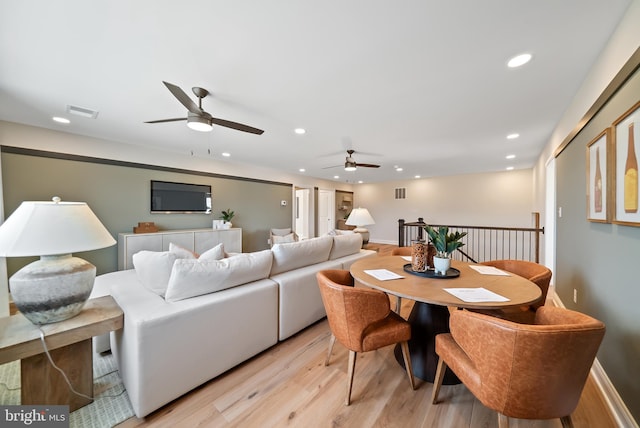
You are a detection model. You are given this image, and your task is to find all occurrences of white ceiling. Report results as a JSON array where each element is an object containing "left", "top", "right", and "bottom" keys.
[{"left": 0, "top": 1, "right": 632, "bottom": 183}]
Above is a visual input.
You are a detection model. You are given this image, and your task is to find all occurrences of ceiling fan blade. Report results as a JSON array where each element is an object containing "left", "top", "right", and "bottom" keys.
[
  {"left": 210, "top": 117, "right": 264, "bottom": 135},
  {"left": 162, "top": 81, "right": 202, "bottom": 114},
  {"left": 144, "top": 117, "right": 187, "bottom": 124},
  {"left": 322, "top": 164, "right": 342, "bottom": 169},
  {"left": 357, "top": 163, "right": 381, "bottom": 168}
]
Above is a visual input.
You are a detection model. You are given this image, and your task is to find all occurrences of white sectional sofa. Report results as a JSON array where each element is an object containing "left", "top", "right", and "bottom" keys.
[{"left": 91, "top": 234, "right": 375, "bottom": 418}]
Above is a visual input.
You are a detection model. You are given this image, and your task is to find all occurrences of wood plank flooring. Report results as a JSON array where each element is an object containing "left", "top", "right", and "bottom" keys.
[{"left": 116, "top": 244, "right": 617, "bottom": 428}]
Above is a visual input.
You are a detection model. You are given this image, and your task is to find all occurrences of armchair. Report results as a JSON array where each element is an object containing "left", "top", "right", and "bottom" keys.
[{"left": 432, "top": 307, "right": 605, "bottom": 428}]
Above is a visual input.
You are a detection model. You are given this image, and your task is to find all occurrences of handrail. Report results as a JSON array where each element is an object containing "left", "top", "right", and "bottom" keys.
[{"left": 398, "top": 213, "right": 544, "bottom": 264}]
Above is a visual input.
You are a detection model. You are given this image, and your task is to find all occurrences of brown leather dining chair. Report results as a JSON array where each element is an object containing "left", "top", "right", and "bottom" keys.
[
  {"left": 476, "top": 259, "right": 552, "bottom": 323},
  {"left": 390, "top": 246, "right": 412, "bottom": 256},
  {"left": 316, "top": 270, "right": 416, "bottom": 405},
  {"left": 432, "top": 306, "right": 605, "bottom": 428}
]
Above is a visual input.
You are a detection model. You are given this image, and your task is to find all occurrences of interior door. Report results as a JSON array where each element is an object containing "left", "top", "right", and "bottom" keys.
[
  {"left": 317, "top": 189, "right": 335, "bottom": 236},
  {"left": 295, "top": 188, "right": 310, "bottom": 240}
]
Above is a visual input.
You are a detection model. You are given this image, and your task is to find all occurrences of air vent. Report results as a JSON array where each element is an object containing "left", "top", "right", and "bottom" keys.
[
  {"left": 66, "top": 105, "right": 99, "bottom": 119},
  {"left": 394, "top": 188, "right": 406, "bottom": 199}
]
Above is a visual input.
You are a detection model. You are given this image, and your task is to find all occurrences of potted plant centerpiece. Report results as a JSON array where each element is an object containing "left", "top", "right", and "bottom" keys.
[
  {"left": 424, "top": 225, "right": 467, "bottom": 275},
  {"left": 220, "top": 208, "right": 235, "bottom": 229}
]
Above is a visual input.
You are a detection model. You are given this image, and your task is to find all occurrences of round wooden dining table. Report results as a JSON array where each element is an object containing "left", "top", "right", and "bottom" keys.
[{"left": 350, "top": 256, "right": 542, "bottom": 384}]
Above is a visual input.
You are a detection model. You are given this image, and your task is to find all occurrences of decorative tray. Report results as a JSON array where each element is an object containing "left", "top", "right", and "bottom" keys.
[{"left": 403, "top": 264, "right": 460, "bottom": 279}]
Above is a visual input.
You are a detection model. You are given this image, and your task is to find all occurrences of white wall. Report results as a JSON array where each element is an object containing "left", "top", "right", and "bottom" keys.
[{"left": 356, "top": 168, "right": 535, "bottom": 244}]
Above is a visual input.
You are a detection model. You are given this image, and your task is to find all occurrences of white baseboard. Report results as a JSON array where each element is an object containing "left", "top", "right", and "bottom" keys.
[
  {"left": 552, "top": 292, "right": 638, "bottom": 428},
  {"left": 369, "top": 239, "right": 398, "bottom": 245}
]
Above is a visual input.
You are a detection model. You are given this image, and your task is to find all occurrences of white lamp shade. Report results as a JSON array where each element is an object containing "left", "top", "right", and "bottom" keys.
[
  {"left": 0, "top": 200, "right": 116, "bottom": 257},
  {"left": 345, "top": 207, "right": 375, "bottom": 227}
]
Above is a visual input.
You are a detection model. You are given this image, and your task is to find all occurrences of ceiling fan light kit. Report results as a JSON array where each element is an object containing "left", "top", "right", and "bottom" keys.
[
  {"left": 187, "top": 114, "right": 213, "bottom": 132},
  {"left": 345, "top": 160, "right": 357, "bottom": 171}
]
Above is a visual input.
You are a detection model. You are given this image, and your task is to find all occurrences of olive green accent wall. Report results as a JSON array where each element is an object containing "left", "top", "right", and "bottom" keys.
[
  {"left": 1, "top": 150, "right": 292, "bottom": 276},
  {"left": 556, "top": 67, "right": 640, "bottom": 420}
]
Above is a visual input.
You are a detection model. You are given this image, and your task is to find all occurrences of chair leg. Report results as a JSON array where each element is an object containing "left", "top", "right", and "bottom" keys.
[
  {"left": 325, "top": 334, "right": 336, "bottom": 366},
  {"left": 399, "top": 341, "right": 415, "bottom": 390},
  {"left": 346, "top": 350, "right": 357, "bottom": 406},
  {"left": 431, "top": 357, "right": 447, "bottom": 404},
  {"left": 560, "top": 415, "right": 574, "bottom": 428},
  {"left": 498, "top": 413, "right": 510, "bottom": 428}
]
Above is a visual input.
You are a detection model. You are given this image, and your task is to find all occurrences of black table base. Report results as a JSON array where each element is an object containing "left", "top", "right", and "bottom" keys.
[{"left": 394, "top": 301, "right": 460, "bottom": 384}]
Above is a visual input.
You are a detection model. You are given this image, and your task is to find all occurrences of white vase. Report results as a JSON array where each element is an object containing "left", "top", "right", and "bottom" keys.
[{"left": 433, "top": 256, "right": 451, "bottom": 275}]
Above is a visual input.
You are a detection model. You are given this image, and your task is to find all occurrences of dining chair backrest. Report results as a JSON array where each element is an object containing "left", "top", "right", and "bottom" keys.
[{"left": 480, "top": 259, "right": 552, "bottom": 309}]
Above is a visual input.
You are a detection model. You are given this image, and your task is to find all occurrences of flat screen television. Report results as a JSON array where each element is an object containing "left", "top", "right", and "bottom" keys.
[{"left": 150, "top": 180, "right": 212, "bottom": 214}]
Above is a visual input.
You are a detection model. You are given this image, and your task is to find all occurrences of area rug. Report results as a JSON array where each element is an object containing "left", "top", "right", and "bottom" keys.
[{"left": 0, "top": 351, "right": 134, "bottom": 427}]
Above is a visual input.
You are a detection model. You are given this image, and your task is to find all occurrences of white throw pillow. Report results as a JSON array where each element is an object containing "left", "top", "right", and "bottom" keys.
[
  {"left": 165, "top": 250, "right": 273, "bottom": 302},
  {"left": 271, "top": 227, "right": 292, "bottom": 236},
  {"left": 199, "top": 243, "right": 225, "bottom": 261},
  {"left": 329, "top": 234, "right": 363, "bottom": 259},
  {"left": 271, "top": 233, "right": 296, "bottom": 244},
  {"left": 169, "top": 242, "right": 198, "bottom": 259},
  {"left": 132, "top": 251, "right": 182, "bottom": 297},
  {"left": 270, "top": 236, "right": 333, "bottom": 275}
]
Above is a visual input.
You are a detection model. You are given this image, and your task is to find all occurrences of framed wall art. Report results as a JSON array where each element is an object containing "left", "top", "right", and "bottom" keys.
[
  {"left": 586, "top": 128, "right": 610, "bottom": 222},
  {"left": 613, "top": 100, "right": 640, "bottom": 226}
]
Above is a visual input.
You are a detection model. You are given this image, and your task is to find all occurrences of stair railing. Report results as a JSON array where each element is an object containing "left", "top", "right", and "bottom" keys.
[{"left": 398, "top": 213, "right": 544, "bottom": 264}]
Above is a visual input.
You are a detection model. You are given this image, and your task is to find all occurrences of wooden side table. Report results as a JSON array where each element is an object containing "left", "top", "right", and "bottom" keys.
[{"left": 0, "top": 296, "right": 123, "bottom": 411}]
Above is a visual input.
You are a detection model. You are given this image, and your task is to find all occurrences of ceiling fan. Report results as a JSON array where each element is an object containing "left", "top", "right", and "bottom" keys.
[
  {"left": 145, "top": 81, "right": 264, "bottom": 135},
  {"left": 324, "top": 150, "right": 381, "bottom": 171}
]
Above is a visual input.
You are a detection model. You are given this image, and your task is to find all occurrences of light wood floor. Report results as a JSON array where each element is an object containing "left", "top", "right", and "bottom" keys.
[{"left": 117, "top": 244, "right": 617, "bottom": 428}]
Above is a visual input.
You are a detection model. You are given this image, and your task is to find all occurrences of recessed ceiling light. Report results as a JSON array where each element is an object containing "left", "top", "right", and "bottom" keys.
[
  {"left": 299, "top": 168, "right": 306, "bottom": 172},
  {"left": 221, "top": 152, "right": 231, "bottom": 157},
  {"left": 507, "top": 53, "right": 532, "bottom": 68},
  {"left": 358, "top": 180, "right": 363, "bottom": 184},
  {"left": 506, "top": 154, "right": 516, "bottom": 159},
  {"left": 415, "top": 175, "right": 421, "bottom": 179},
  {"left": 52, "top": 116, "right": 70, "bottom": 124},
  {"left": 294, "top": 128, "right": 306, "bottom": 135},
  {"left": 506, "top": 166, "right": 515, "bottom": 171},
  {"left": 396, "top": 167, "right": 403, "bottom": 172},
  {"left": 507, "top": 133, "right": 520, "bottom": 140},
  {"left": 334, "top": 175, "right": 339, "bottom": 179}
]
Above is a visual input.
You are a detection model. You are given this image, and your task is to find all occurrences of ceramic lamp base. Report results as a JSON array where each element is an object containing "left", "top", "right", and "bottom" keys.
[
  {"left": 353, "top": 227, "right": 370, "bottom": 244},
  {"left": 9, "top": 254, "right": 95, "bottom": 325}
]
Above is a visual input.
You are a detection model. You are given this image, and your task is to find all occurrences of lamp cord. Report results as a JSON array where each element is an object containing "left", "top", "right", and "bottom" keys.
[{"left": 37, "top": 326, "right": 125, "bottom": 400}]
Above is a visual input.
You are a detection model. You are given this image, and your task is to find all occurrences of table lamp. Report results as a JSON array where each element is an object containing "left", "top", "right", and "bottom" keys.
[
  {"left": 0, "top": 197, "right": 116, "bottom": 325},
  {"left": 345, "top": 207, "right": 375, "bottom": 244}
]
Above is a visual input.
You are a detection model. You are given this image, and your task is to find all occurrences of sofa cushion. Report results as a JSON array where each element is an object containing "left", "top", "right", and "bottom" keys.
[
  {"left": 329, "top": 234, "right": 363, "bottom": 260},
  {"left": 270, "top": 236, "right": 333, "bottom": 275},
  {"left": 164, "top": 250, "right": 273, "bottom": 302}
]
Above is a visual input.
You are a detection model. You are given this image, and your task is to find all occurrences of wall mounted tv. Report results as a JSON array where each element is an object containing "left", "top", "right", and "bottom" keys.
[{"left": 150, "top": 180, "right": 212, "bottom": 214}]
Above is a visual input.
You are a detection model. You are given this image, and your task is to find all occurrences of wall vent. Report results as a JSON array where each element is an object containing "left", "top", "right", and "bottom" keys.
[{"left": 394, "top": 187, "right": 406, "bottom": 199}]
